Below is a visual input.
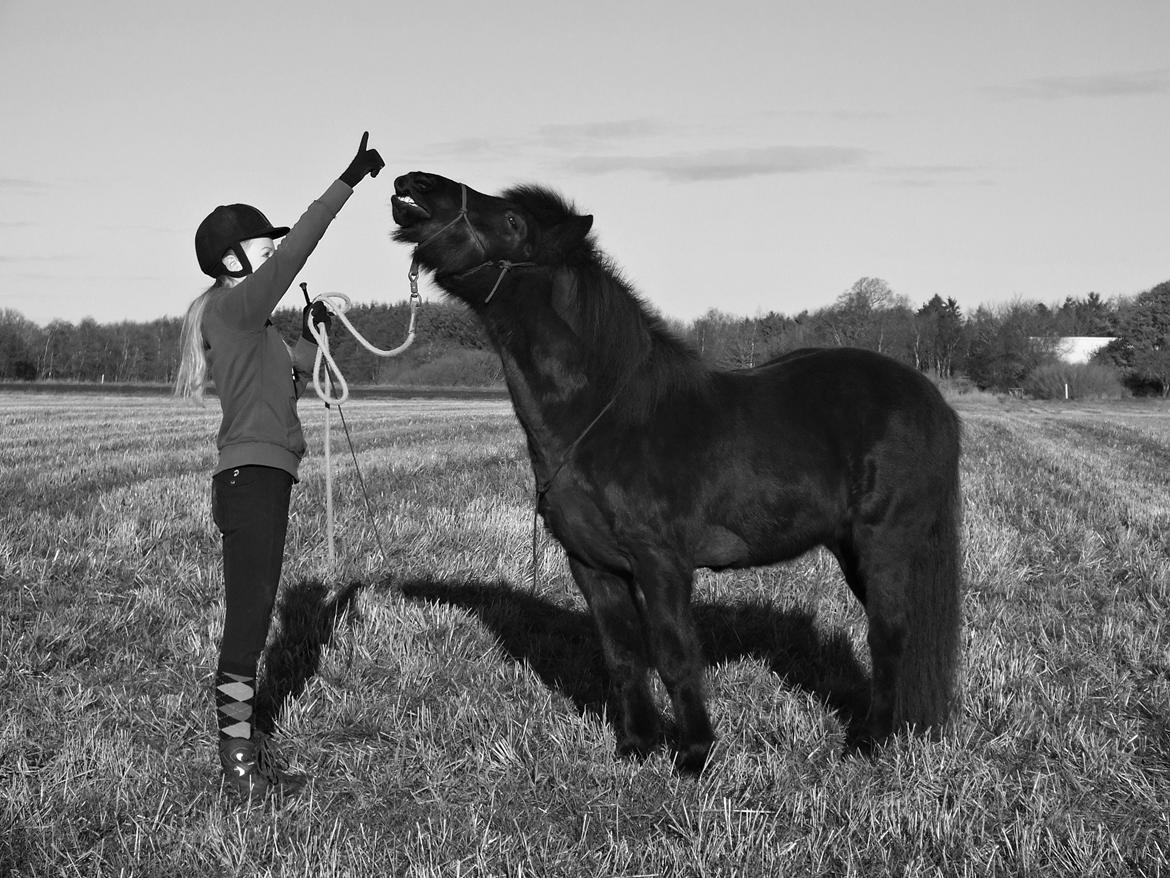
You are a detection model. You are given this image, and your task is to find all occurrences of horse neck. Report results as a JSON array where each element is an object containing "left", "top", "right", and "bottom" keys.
[
  {"left": 475, "top": 267, "right": 648, "bottom": 476},
  {"left": 482, "top": 314, "right": 608, "bottom": 482}
]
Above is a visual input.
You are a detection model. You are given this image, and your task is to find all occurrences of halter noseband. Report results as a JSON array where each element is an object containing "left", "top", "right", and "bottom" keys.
[
  {"left": 412, "top": 183, "right": 487, "bottom": 256},
  {"left": 411, "top": 182, "right": 536, "bottom": 306}
]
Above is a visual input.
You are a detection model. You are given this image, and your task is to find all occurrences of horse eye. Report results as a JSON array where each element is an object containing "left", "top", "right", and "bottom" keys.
[{"left": 507, "top": 215, "right": 518, "bottom": 229}]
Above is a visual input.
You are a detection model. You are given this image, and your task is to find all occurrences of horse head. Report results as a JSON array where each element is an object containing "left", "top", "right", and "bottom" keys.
[{"left": 392, "top": 172, "right": 594, "bottom": 307}]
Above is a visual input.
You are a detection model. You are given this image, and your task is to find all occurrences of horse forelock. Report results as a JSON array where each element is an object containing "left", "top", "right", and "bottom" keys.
[{"left": 500, "top": 184, "right": 580, "bottom": 226}]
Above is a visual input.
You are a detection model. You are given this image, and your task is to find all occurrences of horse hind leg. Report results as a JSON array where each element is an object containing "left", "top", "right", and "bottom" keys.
[
  {"left": 852, "top": 512, "right": 961, "bottom": 748},
  {"left": 568, "top": 558, "right": 661, "bottom": 759}
]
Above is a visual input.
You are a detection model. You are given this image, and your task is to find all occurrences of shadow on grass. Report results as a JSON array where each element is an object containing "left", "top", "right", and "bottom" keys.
[
  {"left": 254, "top": 578, "right": 365, "bottom": 735},
  {"left": 397, "top": 576, "right": 871, "bottom": 743}
]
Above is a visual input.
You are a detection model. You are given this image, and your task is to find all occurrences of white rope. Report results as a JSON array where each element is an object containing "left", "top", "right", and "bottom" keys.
[
  {"left": 304, "top": 291, "right": 419, "bottom": 574},
  {"left": 307, "top": 292, "right": 418, "bottom": 406}
]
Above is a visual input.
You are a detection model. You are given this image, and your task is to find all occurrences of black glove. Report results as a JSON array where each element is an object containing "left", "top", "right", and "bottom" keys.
[
  {"left": 302, "top": 301, "right": 332, "bottom": 342},
  {"left": 339, "top": 131, "right": 385, "bottom": 188}
]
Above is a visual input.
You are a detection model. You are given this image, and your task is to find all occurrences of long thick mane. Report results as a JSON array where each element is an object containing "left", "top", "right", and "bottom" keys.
[{"left": 502, "top": 185, "right": 712, "bottom": 421}]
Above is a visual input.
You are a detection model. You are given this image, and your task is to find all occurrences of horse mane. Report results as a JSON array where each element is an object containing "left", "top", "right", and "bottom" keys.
[{"left": 502, "top": 184, "right": 713, "bottom": 422}]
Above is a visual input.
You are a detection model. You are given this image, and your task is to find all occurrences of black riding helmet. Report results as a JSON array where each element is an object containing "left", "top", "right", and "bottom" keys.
[{"left": 195, "top": 204, "right": 290, "bottom": 278}]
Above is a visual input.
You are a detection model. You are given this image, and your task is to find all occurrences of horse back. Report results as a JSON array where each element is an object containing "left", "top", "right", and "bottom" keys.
[{"left": 690, "top": 347, "right": 959, "bottom": 566}]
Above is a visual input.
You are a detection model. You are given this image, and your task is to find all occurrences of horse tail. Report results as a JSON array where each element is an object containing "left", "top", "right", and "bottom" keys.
[{"left": 895, "top": 422, "right": 963, "bottom": 735}]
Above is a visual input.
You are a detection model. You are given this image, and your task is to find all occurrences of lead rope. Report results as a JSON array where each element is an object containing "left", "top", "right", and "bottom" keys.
[{"left": 303, "top": 272, "right": 422, "bottom": 575}]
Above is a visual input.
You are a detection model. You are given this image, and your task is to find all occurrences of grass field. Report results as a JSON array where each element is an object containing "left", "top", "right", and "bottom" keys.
[{"left": 2, "top": 391, "right": 1168, "bottom": 876}]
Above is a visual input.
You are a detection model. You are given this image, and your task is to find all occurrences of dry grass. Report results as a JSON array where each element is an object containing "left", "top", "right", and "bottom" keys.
[{"left": 1, "top": 391, "right": 1168, "bottom": 876}]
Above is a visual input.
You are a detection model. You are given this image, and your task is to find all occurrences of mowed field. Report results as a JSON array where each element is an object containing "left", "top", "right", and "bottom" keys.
[{"left": 2, "top": 390, "right": 1168, "bottom": 877}]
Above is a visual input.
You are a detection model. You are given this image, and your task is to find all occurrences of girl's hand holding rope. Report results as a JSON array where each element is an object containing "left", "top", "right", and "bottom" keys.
[
  {"left": 304, "top": 292, "right": 419, "bottom": 406},
  {"left": 302, "top": 301, "right": 332, "bottom": 342}
]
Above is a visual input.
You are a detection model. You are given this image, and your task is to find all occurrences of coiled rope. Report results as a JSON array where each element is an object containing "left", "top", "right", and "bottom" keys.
[
  {"left": 306, "top": 290, "right": 420, "bottom": 405},
  {"left": 302, "top": 278, "right": 421, "bottom": 574}
]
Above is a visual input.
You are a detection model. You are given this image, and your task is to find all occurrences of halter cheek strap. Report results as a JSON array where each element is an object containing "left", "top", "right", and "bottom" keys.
[
  {"left": 412, "top": 182, "right": 536, "bottom": 305},
  {"left": 412, "top": 184, "right": 487, "bottom": 256}
]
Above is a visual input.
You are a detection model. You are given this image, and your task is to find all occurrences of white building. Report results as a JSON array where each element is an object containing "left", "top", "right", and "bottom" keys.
[{"left": 1052, "top": 336, "right": 1116, "bottom": 364}]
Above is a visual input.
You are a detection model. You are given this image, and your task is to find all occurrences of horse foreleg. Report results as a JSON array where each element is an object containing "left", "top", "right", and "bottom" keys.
[
  {"left": 568, "top": 558, "right": 661, "bottom": 758},
  {"left": 630, "top": 552, "right": 715, "bottom": 773}
]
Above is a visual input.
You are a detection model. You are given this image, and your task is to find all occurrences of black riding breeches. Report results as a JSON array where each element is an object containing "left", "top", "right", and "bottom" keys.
[{"left": 211, "top": 465, "right": 293, "bottom": 678}]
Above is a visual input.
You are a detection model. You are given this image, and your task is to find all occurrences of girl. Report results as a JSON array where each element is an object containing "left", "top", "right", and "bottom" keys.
[{"left": 175, "top": 132, "right": 384, "bottom": 800}]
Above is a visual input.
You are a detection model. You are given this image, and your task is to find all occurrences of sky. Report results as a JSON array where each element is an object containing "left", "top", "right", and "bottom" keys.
[{"left": 1, "top": 0, "right": 1168, "bottom": 327}]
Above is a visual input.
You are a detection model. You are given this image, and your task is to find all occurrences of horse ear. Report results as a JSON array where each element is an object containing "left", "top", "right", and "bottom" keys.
[{"left": 546, "top": 214, "right": 593, "bottom": 256}]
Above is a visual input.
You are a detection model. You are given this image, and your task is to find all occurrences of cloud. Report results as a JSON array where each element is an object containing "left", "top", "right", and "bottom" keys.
[
  {"left": 536, "top": 118, "right": 668, "bottom": 144},
  {"left": 562, "top": 145, "right": 870, "bottom": 182},
  {"left": 96, "top": 223, "right": 187, "bottom": 234},
  {"left": 0, "top": 177, "right": 49, "bottom": 192},
  {"left": 423, "top": 136, "right": 503, "bottom": 159},
  {"left": 420, "top": 119, "right": 868, "bottom": 182},
  {"left": 0, "top": 254, "right": 81, "bottom": 265},
  {"left": 993, "top": 68, "right": 1170, "bottom": 100},
  {"left": 873, "top": 164, "right": 994, "bottom": 188},
  {"left": 422, "top": 118, "right": 672, "bottom": 161}
]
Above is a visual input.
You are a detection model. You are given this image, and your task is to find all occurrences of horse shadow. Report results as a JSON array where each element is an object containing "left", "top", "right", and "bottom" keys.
[
  {"left": 254, "top": 577, "right": 368, "bottom": 735},
  {"left": 396, "top": 576, "right": 872, "bottom": 744}
]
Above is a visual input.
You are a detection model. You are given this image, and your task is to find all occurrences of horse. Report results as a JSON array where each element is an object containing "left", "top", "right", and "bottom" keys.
[{"left": 391, "top": 171, "right": 962, "bottom": 772}]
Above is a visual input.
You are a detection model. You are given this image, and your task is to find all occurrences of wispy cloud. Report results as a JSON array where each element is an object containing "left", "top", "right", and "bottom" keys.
[
  {"left": 563, "top": 145, "right": 870, "bottom": 182},
  {"left": 537, "top": 118, "right": 667, "bottom": 143},
  {"left": 0, "top": 177, "right": 50, "bottom": 192},
  {"left": 423, "top": 118, "right": 672, "bottom": 161},
  {"left": 993, "top": 68, "right": 1170, "bottom": 100},
  {"left": 421, "top": 119, "right": 869, "bottom": 182},
  {"left": 0, "top": 254, "right": 81, "bottom": 264},
  {"left": 873, "top": 164, "right": 994, "bottom": 188},
  {"left": 96, "top": 223, "right": 187, "bottom": 234}
]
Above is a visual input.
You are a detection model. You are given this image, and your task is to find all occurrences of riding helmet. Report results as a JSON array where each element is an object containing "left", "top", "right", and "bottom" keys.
[{"left": 195, "top": 204, "right": 290, "bottom": 278}]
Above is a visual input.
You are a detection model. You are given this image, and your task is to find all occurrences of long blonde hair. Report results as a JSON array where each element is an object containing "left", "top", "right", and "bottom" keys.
[{"left": 174, "top": 280, "right": 226, "bottom": 403}]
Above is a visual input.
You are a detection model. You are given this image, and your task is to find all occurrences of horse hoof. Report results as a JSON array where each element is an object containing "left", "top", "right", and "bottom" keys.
[
  {"left": 673, "top": 740, "right": 713, "bottom": 775},
  {"left": 844, "top": 725, "right": 888, "bottom": 758},
  {"left": 844, "top": 733, "right": 875, "bottom": 758},
  {"left": 616, "top": 734, "right": 656, "bottom": 761}
]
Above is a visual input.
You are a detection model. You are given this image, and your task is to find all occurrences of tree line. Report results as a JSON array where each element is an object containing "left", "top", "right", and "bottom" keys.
[{"left": 2, "top": 277, "right": 1169, "bottom": 396}]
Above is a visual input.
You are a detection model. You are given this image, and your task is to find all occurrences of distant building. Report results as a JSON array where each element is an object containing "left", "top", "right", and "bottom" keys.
[
  {"left": 1031, "top": 336, "right": 1116, "bottom": 364},
  {"left": 1054, "top": 337, "right": 1116, "bottom": 364}
]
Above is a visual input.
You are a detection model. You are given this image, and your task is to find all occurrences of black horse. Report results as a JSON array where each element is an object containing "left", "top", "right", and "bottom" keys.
[{"left": 392, "top": 172, "right": 962, "bottom": 771}]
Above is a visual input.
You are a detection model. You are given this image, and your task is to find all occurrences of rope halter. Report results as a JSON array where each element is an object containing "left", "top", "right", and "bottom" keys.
[{"left": 409, "top": 182, "right": 536, "bottom": 306}]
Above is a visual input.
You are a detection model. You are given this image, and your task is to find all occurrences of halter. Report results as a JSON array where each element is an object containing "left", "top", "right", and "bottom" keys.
[
  {"left": 410, "top": 182, "right": 537, "bottom": 306},
  {"left": 451, "top": 258, "right": 537, "bottom": 304},
  {"left": 411, "top": 183, "right": 487, "bottom": 256}
]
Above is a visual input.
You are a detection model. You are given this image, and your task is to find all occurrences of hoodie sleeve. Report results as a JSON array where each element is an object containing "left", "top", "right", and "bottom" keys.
[
  {"left": 290, "top": 337, "right": 318, "bottom": 399},
  {"left": 214, "top": 179, "right": 354, "bottom": 331}
]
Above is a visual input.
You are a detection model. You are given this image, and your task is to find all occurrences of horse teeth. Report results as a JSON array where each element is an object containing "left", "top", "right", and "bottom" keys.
[{"left": 399, "top": 196, "right": 417, "bottom": 206}]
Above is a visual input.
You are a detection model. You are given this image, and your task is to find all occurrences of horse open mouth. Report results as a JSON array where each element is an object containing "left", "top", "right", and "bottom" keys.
[{"left": 391, "top": 193, "right": 430, "bottom": 225}]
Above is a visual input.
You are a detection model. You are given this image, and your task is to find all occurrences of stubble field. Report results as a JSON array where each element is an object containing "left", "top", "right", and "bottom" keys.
[{"left": 1, "top": 391, "right": 1168, "bottom": 876}]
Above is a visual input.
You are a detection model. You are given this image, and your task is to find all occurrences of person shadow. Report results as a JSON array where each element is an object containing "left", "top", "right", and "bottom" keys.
[
  {"left": 253, "top": 577, "right": 366, "bottom": 736},
  {"left": 395, "top": 575, "right": 871, "bottom": 745}
]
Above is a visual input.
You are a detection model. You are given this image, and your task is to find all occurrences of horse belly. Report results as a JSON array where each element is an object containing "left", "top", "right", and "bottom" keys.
[
  {"left": 693, "top": 526, "right": 752, "bottom": 569},
  {"left": 697, "top": 474, "right": 839, "bottom": 570}
]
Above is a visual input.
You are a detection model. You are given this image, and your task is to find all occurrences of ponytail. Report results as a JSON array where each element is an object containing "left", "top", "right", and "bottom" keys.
[{"left": 173, "top": 281, "right": 225, "bottom": 403}]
